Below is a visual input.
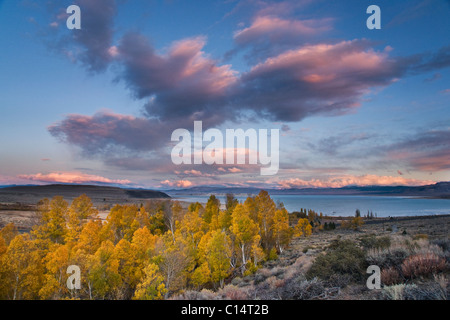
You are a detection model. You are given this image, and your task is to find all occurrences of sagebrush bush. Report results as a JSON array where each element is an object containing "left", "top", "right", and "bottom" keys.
[
  {"left": 383, "top": 281, "right": 448, "bottom": 300},
  {"left": 171, "top": 289, "right": 216, "bottom": 300},
  {"left": 413, "top": 242, "right": 445, "bottom": 257},
  {"left": 401, "top": 252, "right": 447, "bottom": 279},
  {"left": 217, "top": 285, "right": 249, "bottom": 300},
  {"left": 306, "top": 240, "right": 365, "bottom": 284},
  {"left": 432, "top": 239, "right": 450, "bottom": 253},
  {"left": 279, "top": 277, "right": 326, "bottom": 300},
  {"left": 381, "top": 267, "right": 403, "bottom": 286},
  {"left": 325, "top": 273, "right": 353, "bottom": 288},
  {"left": 359, "top": 234, "right": 391, "bottom": 250},
  {"left": 366, "top": 247, "right": 409, "bottom": 269},
  {"left": 403, "top": 281, "right": 448, "bottom": 300},
  {"left": 382, "top": 284, "right": 411, "bottom": 300}
]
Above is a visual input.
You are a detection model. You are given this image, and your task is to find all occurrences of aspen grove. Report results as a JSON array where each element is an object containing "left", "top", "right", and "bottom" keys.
[{"left": 0, "top": 191, "right": 312, "bottom": 300}]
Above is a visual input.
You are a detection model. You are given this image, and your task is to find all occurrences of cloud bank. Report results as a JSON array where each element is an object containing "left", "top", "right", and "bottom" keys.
[
  {"left": 43, "top": 0, "right": 450, "bottom": 187},
  {"left": 18, "top": 172, "right": 131, "bottom": 185}
]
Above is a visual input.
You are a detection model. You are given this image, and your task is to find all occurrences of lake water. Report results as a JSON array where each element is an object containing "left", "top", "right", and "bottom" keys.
[{"left": 167, "top": 193, "right": 450, "bottom": 217}]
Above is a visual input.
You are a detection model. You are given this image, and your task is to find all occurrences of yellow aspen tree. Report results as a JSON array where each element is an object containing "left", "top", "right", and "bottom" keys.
[
  {"left": 0, "top": 223, "right": 19, "bottom": 246},
  {"left": 73, "top": 219, "right": 103, "bottom": 256},
  {"left": 65, "top": 195, "right": 98, "bottom": 244},
  {"left": 133, "top": 263, "right": 166, "bottom": 300},
  {"left": 131, "top": 226, "right": 158, "bottom": 261},
  {"left": 191, "top": 262, "right": 211, "bottom": 288},
  {"left": 39, "top": 244, "right": 70, "bottom": 299},
  {"left": 89, "top": 240, "right": 121, "bottom": 299},
  {"left": 197, "top": 231, "right": 212, "bottom": 264},
  {"left": 121, "top": 205, "right": 141, "bottom": 242},
  {"left": 106, "top": 205, "right": 125, "bottom": 243},
  {"left": 230, "top": 204, "right": 260, "bottom": 274},
  {"left": 218, "top": 210, "right": 232, "bottom": 231},
  {"left": 295, "top": 218, "right": 312, "bottom": 237},
  {"left": 165, "top": 201, "right": 183, "bottom": 237},
  {"left": 206, "top": 230, "right": 232, "bottom": 288},
  {"left": 70, "top": 194, "right": 98, "bottom": 219},
  {"left": 0, "top": 235, "right": 6, "bottom": 256},
  {"left": 271, "top": 208, "right": 293, "bottom": 253},
  {"left": 157, "top": 233, "right": 192, "bottom": 299},
  {"left": 3, "top": 234, "right": 44, "bottom": 300},
  {"left": 243, "top": 196, "right": 258, "bottom": 222},
  {"left": 0, "top": 234, "right": 9, "bottom": 299},
  {"left": 254, "top": 190, "right": 276, "bottom": 251},
  {"left": 105, "top": 204, "right": 141, "bottom": 243},
  {"left": 32, "top": 196, "right": 69, "bottom": 246},
  {"left": 113, "top": 238, "right": 141, "bottom": 298},
  {"left": 177, "top": 209, "right": 205, "bottom": 250},
  {"left": 135, "top": 206, "right": 150, "bottom": 228},
  {"left": 225, "top": 193, "right": 239, "bottom": 215},
  {"left": 203, "top": 195, "right": 220, "bottom": 227}
]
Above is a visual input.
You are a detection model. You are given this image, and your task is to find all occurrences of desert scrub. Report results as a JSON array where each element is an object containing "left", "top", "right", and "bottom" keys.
[
  {"left": 359, "top": 234, "right": 391, "bottom": 250},
  {"left": 432, "top": 239, "right": 450, "bottom": 253},
  {"left": 170, "top": 289, "right": 217, "bottom": 300},
  {"left": 251, "top": 274, "right": 326, "bottom": 300},
  {"left": 278, "top": 276, "right": 326, "bottom": 300},
  {"left": 382, "top": 278, "right": 448, "bottom": 300},
  {"left": 401, "top": 252, "right": 447, "bottom": 279},
  {"left": 413, "top": 234, "right": 429, "bottom": 241},
  {"left": 366, "top": 245, "right": 409, "bottom": 269},
  {"left": 382, "top": 284, "right": 413, "bottom": 300},
  {"left": 216, "top": 284, "right": 249, "bottom": 300},
  {"left": 306, "top": 239, "right": 365, "bottom": 286},
  {"left": 365, "top": 236, "right": 418, "bottom": 269},
  {"left": 381, "top": 267, "right": 403, "bottom": 286}
]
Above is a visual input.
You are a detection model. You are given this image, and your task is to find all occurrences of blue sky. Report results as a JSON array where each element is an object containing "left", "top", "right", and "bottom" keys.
[{"left": 0, "top": 0, "right": 449, "bottom": 189}]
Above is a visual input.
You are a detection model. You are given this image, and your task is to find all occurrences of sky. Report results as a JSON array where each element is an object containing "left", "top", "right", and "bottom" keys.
[{"left": 0, "top": 0, "right": 449, "bottom": 190}]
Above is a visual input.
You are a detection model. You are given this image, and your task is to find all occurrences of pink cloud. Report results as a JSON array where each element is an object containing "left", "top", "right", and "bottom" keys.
[
  {"left": 277, "top": 174, "right": 434, "bottom": 189},
  {"left": 408, "top": 152, "right": 450, "bottom": 172},
  {"left": 160, "top": 179, "right": 193, "bottom": 188},
  {"left": 228, "top": 167, "right": 243, "bottom": 173},
  {"left": 249, "top": 41, "right": 390, "bottom": 80},
  {"left": 386, "top": 129, "right": 450, "bottom": 172},
  {"left": 118, "top": 33, "right": 238, "bottom": 120},
  {"left": 234, "top": 15, "right": 332, "bottom": 43},
  {"left": 49, "top": 110, "right": 172, "bottom": 153},
  {"left": 181, "top": 169, "right": 215, "bottom": 178},
  {"left": 183, "top": 169, "right": 202, "bottom": 176},
  {"left": 238, "top": 39, "right": 401, "bottom": 121},
  {"left": 18, "top": 172, "right": 131, "bottom": 185}
]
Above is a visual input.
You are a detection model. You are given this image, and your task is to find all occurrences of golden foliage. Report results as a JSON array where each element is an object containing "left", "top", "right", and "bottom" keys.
[{"left": 0, "top": 191, "right": 315, "bottom": 299}]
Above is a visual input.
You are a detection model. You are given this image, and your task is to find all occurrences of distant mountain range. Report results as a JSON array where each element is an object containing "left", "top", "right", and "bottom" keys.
[
  {"left": 0, "top": 184, "right": 170, "bottom": 205},
  {"left": 0, "top": 182, "right": 449, "bottom": 204},
  {"left": 165, "top": 182, "right": 450, "bottom": 199}
]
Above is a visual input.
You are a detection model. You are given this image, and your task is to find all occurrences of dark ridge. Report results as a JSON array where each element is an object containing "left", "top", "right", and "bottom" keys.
[
  {"left": 125, "top": 189, "right": 170, "bottom": 199},
  {"left": 0, "top": 184, "right": 170, "bottom": 205}
]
